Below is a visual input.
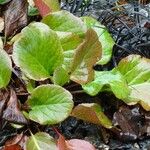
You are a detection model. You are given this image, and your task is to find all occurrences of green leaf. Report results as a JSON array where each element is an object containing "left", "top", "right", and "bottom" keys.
[
  {"left": 26, "top": 132, "right": 57, "bottom": 150},
  {"left": 83, "top": 54, "right": 150, "bottom": 111},
  {"left": 42, "top": 0, "right": 60, "bottom": 11},
  {"left": 13, "top": 22, "right": 63, "bottom": 81},
  {"left": 117, "top": 55, "right": 150, "bottom": 111},
  {"left": 71, "top": 103, "right": 112, "bottom": 128},
  {"left": 42, "top": 10, "right": 87, "bottom": 36},
  {"left": 56, "top": 31, "right": 83, "bottom": 51},
  {"left": 52, "top": 50, "right": 74, "bottom": 86},
  {"left": 0, "top": 49, "right": 12, "bottom": 88},
  {"left": 82, "top": 70, "right": 130, "bottom": 99},
  {"left": 28, "top": 6, "right": 39, "bottom": 16},
  {"left": 53, "top": 66, "right": 70, "bottom": 86},
  {"left": 70, "top": 28, "right": 102, "bottom": 84},
  {"left": 0, "top": 0, "right": 10, "bottom": 4},
  {"left": 27, "top": 84, "right": 73, "bottom": 125},
  {"left": 82, "top": 16, "right": 115, "bottom": 65}
]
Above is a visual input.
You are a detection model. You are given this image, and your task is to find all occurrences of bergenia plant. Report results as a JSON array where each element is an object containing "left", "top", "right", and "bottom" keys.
[{"left": 1, "top": 0, "right": 150, "bottom": 149}]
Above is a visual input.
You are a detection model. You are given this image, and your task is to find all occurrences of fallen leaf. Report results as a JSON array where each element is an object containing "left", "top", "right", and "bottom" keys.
[
  {"left": 5, "top": 133, "right": 23, "bottom": 146},
  {"left": 2, "top": 89, "right": 28, "bottom": 124},
  {"left": 4, "top": 0, "right": 28, "bottom": 37},
  {"left": 57, "top": 133, "right": 96, "bottom": 150},
  {"left": 4, "top": 133, "right": 28, "bottom": 150},
  {"left": 0, "top": 17, "right": 4, "bottom": 33},
  {"left": 4, "top": 144, "right": 21, "bottom": 150},
  {"left": 112, "top": 106, "right": 141, "bottom": 141},
  {"left": 0, "top": 90, "right": 9, "bottom": 117}
]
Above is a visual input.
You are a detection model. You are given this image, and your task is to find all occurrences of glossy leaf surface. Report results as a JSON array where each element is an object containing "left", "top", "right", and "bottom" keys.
[
  {"left": 27, "top": 85, "right": 73, "bottom": 125},
  {"left": 13, "top": 22, "right": 63, "bottom": 81}
]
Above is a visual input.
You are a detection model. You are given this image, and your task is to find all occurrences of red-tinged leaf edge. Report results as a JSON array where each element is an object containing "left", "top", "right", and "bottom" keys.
[
  {"left": 57, "top": 132, "right": 96, "bottom": 150},
  {"left": 34, "top": 0, "right": 51, "bottom": 16}
]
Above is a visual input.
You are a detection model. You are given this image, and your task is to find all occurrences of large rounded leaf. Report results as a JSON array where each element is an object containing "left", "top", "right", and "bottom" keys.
[
  {"left": 27, "top": 84, "right": 73, "bottom": 125},
  {"left": 26, "top": 132, "right": 57, "bottom": 150},
  {"left": 0, "top": 49, "right": 12, "bottom": 88},
  {"left": 42, "top": 10, "right": 87, "bottom": 36},
  {"left": 117, "top": 55, "right": 150, "bottom": 111},
  {"left": 82, "top": 16, "right": 115, "bottom": 65},
  {"left": 13, "top": 22, "right": 63, "bottom": 81}
]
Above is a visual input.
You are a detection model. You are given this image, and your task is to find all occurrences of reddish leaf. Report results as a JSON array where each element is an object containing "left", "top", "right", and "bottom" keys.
[
  {"left": 4, "top": 0, "right": 28, "bottom": 37},
  {"left": 34, "top": 0, "right": 51, "bottom": 17},
  {"left": 66, "top": 139, "right": 96, "bottom": 150},
  {"left": 5, "top": 133, "right": 23, "bottom": 146},
  {"left": 2, "top": 89, "right": 27, "bottom": 124},
  {"left": 57, "top": 133, "right": 67, "bottom": 150},
  {"left": 4, "top": 133, "right": 28, "bottom": 150},
  {"left": 57, "top": 133, "right": 96, "bottom": 150},
  {"left": 34, "top": 0, "right": 60, "bottom": 17},
  {"left": 4, "top": 144, "right": 21, "bottom": 150}
]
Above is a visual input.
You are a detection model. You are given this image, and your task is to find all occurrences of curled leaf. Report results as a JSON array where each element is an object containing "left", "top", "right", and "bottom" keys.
[
  {"left": 82, "top": 16, "right": 115, "bottom": 65},
  {"left": 70, "top": 28, "right": 102, "bottom": 84},
  {"left": 82, "top": 70, "right": 130, "bottom": 99},
  {"left": 117, "top": 55, "right": 150, "bottom": 111}
]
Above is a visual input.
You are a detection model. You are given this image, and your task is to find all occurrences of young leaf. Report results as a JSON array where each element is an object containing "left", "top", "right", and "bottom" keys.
[
  {"left": 13, "top": 22, "right": 63, "bottom": 81},
  {"left": 82, "top": 70, "right": 130, "bottom": 99},
  {"left": 0, "top": 49, "right": 12, "bottom": 88},
  {"left": 42, "top": 10, "right": 87, "bottom": 36},
  {"left": 27, "top": 84, "right": 73, "bottom": 125},
  {"left": 82, "top": 16, "right": 115, "bottom": 65},
  {"left": 26, "top": 132, "right": 57, "bottom": 150},
  {"left": 56, "top": 31, "right": 83, "bottom": 51},
  {"left": 53, "top": 50, "right": 74, "bottom": 86},
  {"left": 71, "top": 103, "right": 112, "bottom": 129},
  {"left": 34, "top": 0, "right": 60, "bottom": 16},
  {"left": 117, "top": 55, "right": 150, "bottom": 111},
  {"left": 57, "top": 133, "right": 96, "bottom": 150},
  {"left": 53, "top": 66, "right": 70, "bottom": 86},
  {"left": 70, "top": 28, "right": 102, "bottom": 84}
]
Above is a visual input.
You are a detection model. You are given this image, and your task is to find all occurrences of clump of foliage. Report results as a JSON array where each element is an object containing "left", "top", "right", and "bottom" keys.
[{"left": 0, "top": 0, "right": 150, "bottom": 149}]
